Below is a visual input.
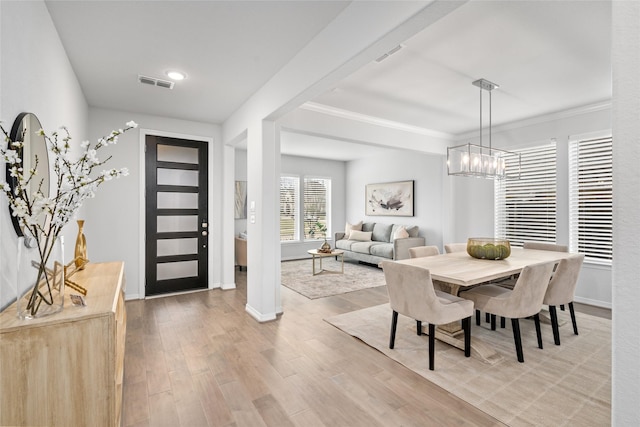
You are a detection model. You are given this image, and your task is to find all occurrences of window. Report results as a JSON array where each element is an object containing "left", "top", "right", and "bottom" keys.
[
  {"left": 280, "top": 176, "right": 299, "bottom": 242},
  {"left": 495, "top": 143, "right": 557, "bottom": 247},
  {"left": 279, "top": 175, "right": 331, "bottom": 242},
  {"left": 303, "top": 177, "right": 331, "bottom": 240},
  {"left": 569, "top": 135, "right": 613, "bottom": 265}
]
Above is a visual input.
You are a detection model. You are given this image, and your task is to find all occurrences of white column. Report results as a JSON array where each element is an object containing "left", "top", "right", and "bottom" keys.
[
  {"left": 221, "top": 145, "right": 236, "bottom": 290},
  {"left": 245, "top": 120, "right": 280, "bottom": 321},
  {"left": 612, "top": 1, "right": 640, "bottom": 423}
]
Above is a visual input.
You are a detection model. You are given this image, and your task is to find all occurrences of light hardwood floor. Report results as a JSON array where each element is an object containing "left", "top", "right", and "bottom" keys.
[{"left": 123, "top": 267, "right": 610, "bottom": 427}]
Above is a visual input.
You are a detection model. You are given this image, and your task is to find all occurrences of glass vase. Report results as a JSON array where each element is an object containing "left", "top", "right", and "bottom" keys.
[{"left": 16, "top": 235, "right": 65, "bottom": 319}]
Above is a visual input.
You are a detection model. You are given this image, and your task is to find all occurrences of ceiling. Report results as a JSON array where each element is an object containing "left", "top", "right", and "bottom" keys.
[{"left": 45, "top": 1, "right": 612, "bottom": 161}]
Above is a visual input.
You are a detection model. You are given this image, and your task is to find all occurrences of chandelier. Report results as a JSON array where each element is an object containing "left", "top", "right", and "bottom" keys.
[{"left": 447, "top": 79, "right": 520, "bottom": 180}]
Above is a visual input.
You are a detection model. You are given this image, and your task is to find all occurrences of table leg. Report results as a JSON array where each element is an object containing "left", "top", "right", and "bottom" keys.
[{"left": 312, "top": 255, "right": 317, "bottom": 275}]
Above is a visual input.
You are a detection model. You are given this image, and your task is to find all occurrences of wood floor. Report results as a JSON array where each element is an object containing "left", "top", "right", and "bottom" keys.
[{"left": 122, "top": 267, "right": 610, "bottom": 427}]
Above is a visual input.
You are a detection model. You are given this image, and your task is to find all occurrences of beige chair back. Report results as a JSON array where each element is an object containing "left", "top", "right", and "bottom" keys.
[
  {"left": 487, "top": 261, "right": 555, "bottom": 319},
  {"left": 381, "top": 261, "right": 473, "bottom": 325},
  {"left": 523, "top": 241, "right": 568, "bottom": 252},
  {"left": 409, "top": 245, "right": 440, "bottom": 258},
  {"left": 543, "top": 254, "right": 585, "bottom": 306},
  {"left": 444, "top": 243, "right": 467, "bottom": 253}
]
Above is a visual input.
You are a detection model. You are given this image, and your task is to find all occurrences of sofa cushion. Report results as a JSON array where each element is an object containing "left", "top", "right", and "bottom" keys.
[
  {"left": 370, "top": 242, "right": 394, "bottom": 258},
  {"left": 391, "top": 224, "right": 419, "bottom": 238},
  {"left": 344, "top": 221, "right": 362, "bottom": 239},
  {"left": 372, "top": 223, "right": 393, "bottom": 242},
  {"left": 349, "top": 230, "right": 372, "bottom": 241},
  {"left": 392, "top": 226, "right": 409, "bottom": 240},
  {"left": 362, "top": 222, "right": 375, "bottom": 233},
  {"left": 335, "top": 239, "right": 355, "bottom": 251},
  {"left": 351, "top": 241, "right": 377, "bottom": 254}
]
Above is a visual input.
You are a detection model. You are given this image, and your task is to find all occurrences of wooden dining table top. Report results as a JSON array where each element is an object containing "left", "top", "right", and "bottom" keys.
[{"left": 395, "top": 248, "right": 573, "bottom": 287}]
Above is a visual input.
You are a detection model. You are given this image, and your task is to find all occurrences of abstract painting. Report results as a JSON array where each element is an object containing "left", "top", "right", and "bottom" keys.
[{"left": 365, "top": 180, "right": 414, "bottom": 216}]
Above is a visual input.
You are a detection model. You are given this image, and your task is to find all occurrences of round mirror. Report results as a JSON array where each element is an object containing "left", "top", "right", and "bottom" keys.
[{"left": 6, "top": 112, "right": 49, "bottom": 245}]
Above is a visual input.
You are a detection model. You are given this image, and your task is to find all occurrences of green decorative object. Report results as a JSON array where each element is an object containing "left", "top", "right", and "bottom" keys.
[{"left": 467, "top": 238, "right": 511, "bottom": 260}]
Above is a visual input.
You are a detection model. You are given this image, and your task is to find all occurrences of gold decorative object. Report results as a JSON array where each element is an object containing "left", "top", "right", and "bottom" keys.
[
  {"left": 319, "top": 239, "right": 332, "bottom": 253},
  {"left": 74, "top": 220, "right": 87, "bottom": 270},
  {"left": 64, "top": 257, "right": 89, "bottom": 296}
]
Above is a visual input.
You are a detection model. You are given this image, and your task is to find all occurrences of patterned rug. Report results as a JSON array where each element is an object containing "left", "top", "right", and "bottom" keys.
[
  {"left": 325, "top": 303, "right": 610, "bottom": 427},
  {"left": 280, "top": 258, "right": 386, "bottom": 299}
]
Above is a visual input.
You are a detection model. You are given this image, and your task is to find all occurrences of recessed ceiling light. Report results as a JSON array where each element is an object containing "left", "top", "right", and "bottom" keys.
[{"left": 166, "top": 70, "right": 186, "bottom": 81}]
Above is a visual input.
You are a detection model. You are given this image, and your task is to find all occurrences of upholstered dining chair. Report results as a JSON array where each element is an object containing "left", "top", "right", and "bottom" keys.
[
  {"left": 409, "top": 245, "right": 440, "bottom": 258},
  {"left": 543, "top": 254, "right": 585, "bottom": 345},
  {"left": 459, "top": 261, "right": 555, "bottom": 363},
  {"left": 523, "top": 241, "right": 569, "bottom": 252},
  {"left": 444, "top": 243, "right": 467, "bottom": 253},
  {"left": 381, "top": 261, "right": 473, "bottom": 370}
]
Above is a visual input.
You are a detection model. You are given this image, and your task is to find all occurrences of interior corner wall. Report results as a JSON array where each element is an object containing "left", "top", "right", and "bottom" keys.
[
  {"left": 86, "top": 107, "right": 221, "bottom": 300},
  {"left": 0, "top": 0, "right": 88, "bottom": 310},
  {"left": 346, "top": 150, "right": 444, "bottom": 250}
]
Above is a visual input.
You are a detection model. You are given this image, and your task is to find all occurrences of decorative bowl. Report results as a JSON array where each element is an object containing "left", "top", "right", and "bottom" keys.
[{"left": 467, "top": 238, "right": 511, "bottom": 260}]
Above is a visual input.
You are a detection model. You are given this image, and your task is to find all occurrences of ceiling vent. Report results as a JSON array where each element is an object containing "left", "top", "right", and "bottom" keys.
[
  {"left": 375, "top": 45, "right": 403, "bottom": 63},
  {"left": 138, "top": 74, "right": 174, "bottom": 89}
]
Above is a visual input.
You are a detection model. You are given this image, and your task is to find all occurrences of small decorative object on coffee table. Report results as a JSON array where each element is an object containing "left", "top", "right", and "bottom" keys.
[
  {"left": 307, "top": 249, "right": 344, "bottom": 275},
  {"left": 467, "top": 238, "right": 511, "bottom": 260}
]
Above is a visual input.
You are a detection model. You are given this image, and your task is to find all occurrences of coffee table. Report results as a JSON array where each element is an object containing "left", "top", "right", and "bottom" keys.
[{"left": 307, "top": 249, "right": 344, "bottom": 276}]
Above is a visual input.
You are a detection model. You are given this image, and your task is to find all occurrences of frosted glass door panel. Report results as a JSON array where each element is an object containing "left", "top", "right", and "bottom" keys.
[
  {"left": 157, "top": 145, "right": 198, "bottom": 164},
  {"left": 157, "top": 169, "right": 198, "bottom": 186},
  {"left": 157, "top": 261, "right": 198, "bottom": 280},
  {"left": 157, "top": 238, "right": 198, "bottom": 257},
  {"left": 157, "top": 216, "right": 198, "bottom": 233},
  {"left": 157, "top": 192, "right": 198, "bottom": 209}
]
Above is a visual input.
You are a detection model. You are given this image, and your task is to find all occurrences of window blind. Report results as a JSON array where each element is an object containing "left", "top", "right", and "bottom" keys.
[
  {"left": 495, "top": 143, "right": 557, "bottom": 247},
  {"left": 280, "top": 176, "right": 299, "bottom": 242},
  {"left": 303, "top": 178, "right": 330, "bottom": 240},
  {"left": 569, "top": 136, "right": 613, "bottom": 265}
]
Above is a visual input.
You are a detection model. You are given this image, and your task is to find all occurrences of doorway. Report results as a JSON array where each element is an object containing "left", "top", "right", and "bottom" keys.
[{"left": 145, "top": 135, "right": 209, "bottom": 296}]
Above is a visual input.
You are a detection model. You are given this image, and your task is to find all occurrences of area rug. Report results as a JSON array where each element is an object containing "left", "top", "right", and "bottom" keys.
[
  {"left": 325, "top": 303, "right": 610, "bottom": 427},
  {"left": 280, "top": 258, "right": 386, "bottom": 299}
]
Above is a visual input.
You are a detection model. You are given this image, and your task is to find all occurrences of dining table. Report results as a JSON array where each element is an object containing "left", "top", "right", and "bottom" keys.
[{"left": 395, "top": 247, "right": 574, "bottom": 364}]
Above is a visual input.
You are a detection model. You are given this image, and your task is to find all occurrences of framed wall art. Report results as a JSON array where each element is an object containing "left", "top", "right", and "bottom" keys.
[
  {"left": 365, "top": 180, "right": 414, "bottom": 217},
  {"left": 234, "top": 181, "right": 247, "bottom": 219}
]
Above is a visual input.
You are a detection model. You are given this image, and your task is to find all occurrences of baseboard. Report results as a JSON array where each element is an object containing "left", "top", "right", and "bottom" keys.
[
  {"left": 245, "top": 303, "right": 277, "bottom": 322},
  {"left": 221, "top": 282, "right": 236, "bottom": 290},
  {"left": 574, "top": 296, "right": 612, "bottom": 309}
]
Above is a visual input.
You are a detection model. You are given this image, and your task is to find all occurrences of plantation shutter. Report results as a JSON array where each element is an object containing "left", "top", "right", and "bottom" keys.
[
  {"left": 280, "top": 176, "right": 299, "bottom": 242},
  {"left": 303, "top": 178, "right": 330, "bottom": 240},
  {"left": 495, "top": 143, "right": 557, "bottom": 247},
  {"left": 569, "top": 135, "right": 613, "bottom": 265}
]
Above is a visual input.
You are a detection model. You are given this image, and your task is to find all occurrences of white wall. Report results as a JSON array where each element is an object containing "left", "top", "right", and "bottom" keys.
[
  {"left": 86, "top": 108, "right": 222, "bottom": 300},
  {"left": 0, "top": 0, "right": 88, "bottom": 309},
  {"left": 235, "top": 150, "right": 347, "bottom": 260},
  {"left": 450, "top": 106, "right": 613, "bottom": 307},
  {"left": 346, "top": 150, "right": 444, "bottom": 250}
]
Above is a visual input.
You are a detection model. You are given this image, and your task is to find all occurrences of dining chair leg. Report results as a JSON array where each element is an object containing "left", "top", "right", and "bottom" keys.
[
  {"left": 462, "top": 317, "right": 471, "bottom": 357},
  {"left": 500, "top": 316, "right": 506, "bottom": 328},
  {"left": 549, "top": 305, "right": 561, "bottom": 345},
  {"left": 533, "top": 313, "right": 543, "bottom": 349},
  {"left": 416, "top": 320, "right": 422, "bottom": 336},
  {"left": 511, "top": 318, "right": 524, "bottom": 363},
  {"left": 485, "top": 312, "right": 490, "bottom": 323},
  {"left": 428, "top": 323, "right": 435, "bottom": 371},
  {"left": 476, "top": 310, "right": 481, "bottom": 326},
  {"left": 560, "top": 304, "right": 565, "bottom": 311},
  {"left": 568, "top": 302, "right": 579, "bottom": 335},
  {"left": 490, "top": 314, "right": 496, "bottom": 331},
  {"left": 389, "top": 311, "right": 398, "bottom": 349}
]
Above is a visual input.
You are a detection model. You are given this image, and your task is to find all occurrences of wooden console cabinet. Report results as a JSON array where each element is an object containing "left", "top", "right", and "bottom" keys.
[{"left": 0, "top": 262, "right": 126, "bottom": 427}]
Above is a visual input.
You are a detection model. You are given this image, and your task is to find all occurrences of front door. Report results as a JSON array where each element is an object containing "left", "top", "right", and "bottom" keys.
[{"left": 145, "top": 135, "right": 208, "bottom": 296}]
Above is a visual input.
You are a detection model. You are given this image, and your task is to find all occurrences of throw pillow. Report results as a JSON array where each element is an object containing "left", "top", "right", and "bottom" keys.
[
  {"left": 393, "top": 226, "right": 409, "bottom": 240},
  {"left": 344, "top": 221, "right": 363, "bottom": 239},
  {"left": 349, "top": 230, "right": 372, "bottom": 241}
]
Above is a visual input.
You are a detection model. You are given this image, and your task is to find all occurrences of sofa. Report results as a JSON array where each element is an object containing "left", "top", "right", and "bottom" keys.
[
  {"left": 334, "top": 222, "right": 425, "bottom": 266},
  {"left": 235, "top": 236, "right": 247, "bottom": 270}
]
